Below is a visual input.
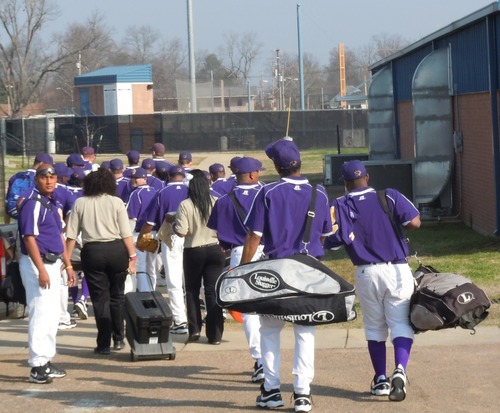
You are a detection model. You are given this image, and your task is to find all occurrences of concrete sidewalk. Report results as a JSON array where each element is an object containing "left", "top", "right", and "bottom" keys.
[{"left": 0, "top": 304, "right": 499, "bottom": 413}]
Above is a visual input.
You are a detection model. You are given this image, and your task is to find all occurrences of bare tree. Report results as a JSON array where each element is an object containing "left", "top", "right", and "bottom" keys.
[
  {"left": 0, "top": 1, "right": 113, "bottom": 117},
  {"left": 277, "top": 52, "right": 324, "bottom": 109},
  {"left": 0, "top": 0, "right": 60, "bottom": 117},
  {"left": 122, "top": 25, "right": 160, "bottom": 64},
  {"left": 220, "top": 32, "right": 262, "bottom": 84}
]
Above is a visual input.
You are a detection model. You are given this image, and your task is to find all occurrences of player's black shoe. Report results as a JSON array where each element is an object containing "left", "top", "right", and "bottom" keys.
[
  {"left": 293, "top": 392, "right": 312, "bottom": 412},
  {"left": 371, "top": 374, "right": 390, "bottom": 396},
  {"left": 389, "top": 365, "right": 407, "bottom": 401},
  {"left": 29, "top": 365, "right": 53, "bottom": 384},
  {"left": 256, "top": 383, "right": 284, "bottom": 409}
]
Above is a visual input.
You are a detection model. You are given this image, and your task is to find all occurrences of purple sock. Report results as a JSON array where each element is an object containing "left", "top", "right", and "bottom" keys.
[
  {"left": 80, "top": 277, "right": 90, "bottom": 302},
  {"left": 393, "top": 336, "right": 413, "bottom": 371},
  {"left": 367, "top": 340, "right": 386, "bottom": 378},
  {"left": 69, "top": 286, "right": 79, "bottom": 304}
]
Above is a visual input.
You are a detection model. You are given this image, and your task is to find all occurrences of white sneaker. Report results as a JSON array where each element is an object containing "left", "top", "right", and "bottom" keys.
[
  {"left": 58, "top": 320, "right": 77, "bottom": 330},
  {"left": 74, "top": 300, "right": 88, "bottom": 320}
]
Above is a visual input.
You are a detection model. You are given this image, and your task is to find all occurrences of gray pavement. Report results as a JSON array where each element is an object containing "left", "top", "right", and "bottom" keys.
[{"left": 1, "top": 299, "right": 499, "bottom": 413}]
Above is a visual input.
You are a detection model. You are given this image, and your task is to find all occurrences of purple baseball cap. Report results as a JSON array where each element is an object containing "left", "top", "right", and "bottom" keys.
[
  {"left": 34, "top": 153, "right": 54, "bottom": 165},
  {"left": 100, "top": 160, "right": 111, "bottom": 170},
  {"left": 228, "top": 156, "right": 242, "bottom": 170},
  {"left": 265, "top": 139, "right": 301, "bottom": 169},
  {"left": 109, "top": 158, "right": 124, "bottom": 171},
  {"left": 127, "top": 150, "right": 140, "bottom": 163},
  {"left": 130, "top": 167, "right": 148, "bottom": 179},
  {"left": 341, "top": 160, "right": 367, "bottom": 181},
  {"left": 233, "top": 157, "right": 266, "bottom": 174},
  {"left": 69, "top": 167, "right": 86, "bottom": 182},
  {"left": 178, "top": 151, "right": 192, "bottom": 162},
  {"left": 169, "top": 165, "right": 186, "bottom": 176},
  {"left": 66, "top": 153, "right": 85, "bottom": 167},
  {"left": 54, "top": 162, "right": 70, "bottom": 178},
  {"left": 141, "top": 158, "right": 156, "bottom": 170},
  {"left": 209, "top": 163, "right": 225, "bottom": 174},
  {"left": 81, "top": 146, "right": 95, "bottom": 156}
]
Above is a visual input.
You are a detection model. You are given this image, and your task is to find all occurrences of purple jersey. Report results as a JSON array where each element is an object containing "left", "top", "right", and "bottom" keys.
[
  {"left": 211, "top": 177, "right": 236, "bottom": 196},
  {"left": 53, "top": 183, "right": 73, "bottom": 218},
  {"left": 123, "top": 166, "right": 140, "bottom": 178},
  {"left": 147, "top": 174, "right": 164, "bottom": 191},
  {"left": 145, "top": 182, "right": 189, "bottom": 228},
  {"left": 207, "top": 184, "right": 262, "bottom": 249},
  {"left": 245, "top": 176, "right": 333, "bottom": 259},
  {"left": 18, "top": 188, "right": 64, "bottom": 255},
  {"left": 126, "top": 185, "right": 157, "bottom": 232},
  {"left": 116, "top": 176, "right": 131, "bottom": 203},
  {"left": 324, "top": 187, "right": 419, "bottom": 265}
]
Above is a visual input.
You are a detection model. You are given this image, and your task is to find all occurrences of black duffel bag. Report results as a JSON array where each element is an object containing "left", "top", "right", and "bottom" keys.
[{"left": 216, "top": 253, "right": 357, "bottom": 326}]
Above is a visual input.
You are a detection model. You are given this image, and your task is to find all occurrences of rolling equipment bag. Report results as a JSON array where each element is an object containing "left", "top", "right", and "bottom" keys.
[{"left": 125, "top": 291, "right": 176, "bottom": 361}]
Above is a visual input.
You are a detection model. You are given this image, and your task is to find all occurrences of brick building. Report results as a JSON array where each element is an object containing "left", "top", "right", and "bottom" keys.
[{"left": 368, "top": 2, "right": 500, "bottom": 236}]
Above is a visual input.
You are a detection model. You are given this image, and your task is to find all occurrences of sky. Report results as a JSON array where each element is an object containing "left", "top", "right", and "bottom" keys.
[{"left": 49, "top": 0, "right": 495, "bottom": 81}]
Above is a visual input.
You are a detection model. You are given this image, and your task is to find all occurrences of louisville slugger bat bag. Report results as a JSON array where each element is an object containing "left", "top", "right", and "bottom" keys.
[
  {"left": 410, "top": 265, "right": 491, "bottom": 333},
  {"left": 216, "top": 253, "right": 357, "bottom": 326}
]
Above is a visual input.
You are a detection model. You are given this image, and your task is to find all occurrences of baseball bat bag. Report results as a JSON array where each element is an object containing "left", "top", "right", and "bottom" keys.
[
  {"left": 410, "top": 264, "right": 491, "bottom": 333},
  {"left": 216, "top": 253, "right": 357, "bottom": 326}
]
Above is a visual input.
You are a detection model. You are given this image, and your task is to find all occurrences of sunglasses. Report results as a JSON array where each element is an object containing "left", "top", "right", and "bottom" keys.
[{"left": 36, "top": 168, "right": 57, "bottom": 176}]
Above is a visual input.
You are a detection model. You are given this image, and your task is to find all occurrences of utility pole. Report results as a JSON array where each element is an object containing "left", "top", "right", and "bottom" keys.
[
  {"left": 187, "top": 0, "right": 197, "bottom": 112},
  {"left": 339, "top": 43, "right": 347, "bottom": 108},
  {"left": 275, "top": 49, "right": 283, "bottom": 111}
]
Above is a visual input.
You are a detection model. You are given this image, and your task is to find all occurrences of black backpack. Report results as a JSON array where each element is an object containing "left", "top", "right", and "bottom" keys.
[
  {"left": 410, "top": 265, "right": 491, "bottom": 333},
  {"left": 0, "top": 260, "right": 26, "bottom": 316}
]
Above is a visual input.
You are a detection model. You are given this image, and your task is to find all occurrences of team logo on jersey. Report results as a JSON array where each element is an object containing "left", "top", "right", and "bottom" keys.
[
  {"left": 248, "top": 271, "right": 280, "bottom": 291},
  {"left": 457, "top": 292, "right": 475, "bottom": 304},
  {"left": 294, "top": 185, "right": 301, "bottom": 190},
  {"left": 242, "top": 190, "right": 249, "bottom": 195}
]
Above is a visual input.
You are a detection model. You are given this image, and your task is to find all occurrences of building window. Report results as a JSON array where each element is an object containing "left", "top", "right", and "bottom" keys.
[{"left": 237, "top": 99, "right": 243, "bottom": 106}]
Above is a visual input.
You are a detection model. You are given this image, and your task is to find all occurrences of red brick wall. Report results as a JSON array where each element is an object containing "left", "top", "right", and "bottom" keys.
[
  {"left": 455, "top": 92, "right": 496, "bottom": 235},
  {"left": 396, "top": 93, "right": 498, "bottom": 235},
  {"left": 397, "top": 102, "right": 415, "bottom": 160}
]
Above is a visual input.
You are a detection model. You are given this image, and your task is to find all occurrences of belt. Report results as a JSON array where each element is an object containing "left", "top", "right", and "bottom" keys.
[
  {"left": 186, "top": 242, "right": 219, "bottom": 249},
  {"left": 365, "top": 259, "right": 407, "bottom": 266}
]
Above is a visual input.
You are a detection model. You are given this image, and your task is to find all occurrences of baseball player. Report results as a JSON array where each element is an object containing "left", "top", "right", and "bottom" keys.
[
  {"left": 18, "top": 163, "right": 76, "bottom": 384},
  {"left": 110, "top": 159, "right": 131, "bottom": 203},
  {"left": 324, "top": 160, "right": 421, "bottom": 402},
  {"left": 126, "top": 167, "right": 158, "bottom": 291},
  {"left": 123, "top": 150, "right": 141, "bottom": 178},
  {"left": 139, "top": 165, "right": 189, "bottom": 333},
  {"left": 241, "top": 139, "right": 333, "bottom": 412},
  {"left": 207, "top": 156, "right": 266, "bottom": 382}
]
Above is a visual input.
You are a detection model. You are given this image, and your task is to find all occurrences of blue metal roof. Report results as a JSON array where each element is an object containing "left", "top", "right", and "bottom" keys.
[{"left": 74, "top": 64, "right": 153, "bottom": 86}]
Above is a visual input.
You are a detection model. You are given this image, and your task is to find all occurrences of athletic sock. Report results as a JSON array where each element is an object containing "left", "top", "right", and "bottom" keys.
[
  {"left": 367, "top": 340, "right": 386, "bottom": 378},
  {"left": 393, "top": 336, "right": 413, "bottom": 371}
]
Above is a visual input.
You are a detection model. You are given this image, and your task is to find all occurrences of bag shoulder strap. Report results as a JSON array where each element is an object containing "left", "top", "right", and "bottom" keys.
[
  {"left": 301, "top": 185, "right": 318, "bottom": 249},
  {"left": 376, "top": 189, "right": 414, "bottom": 257},
  {"left": 227, "top": 190, "right": 248, "bottom": 225}
]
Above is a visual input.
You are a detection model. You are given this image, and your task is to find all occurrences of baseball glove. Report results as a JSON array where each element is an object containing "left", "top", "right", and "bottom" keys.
[{"left": 136, "top": 233, "right": 159, "bottom": 253}]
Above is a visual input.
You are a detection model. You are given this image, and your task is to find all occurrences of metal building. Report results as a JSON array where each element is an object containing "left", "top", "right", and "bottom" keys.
[{"left": 368, "top": 2, "right": 500, "bottom": 236}]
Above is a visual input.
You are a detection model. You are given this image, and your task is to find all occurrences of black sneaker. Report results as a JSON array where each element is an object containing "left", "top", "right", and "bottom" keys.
[
  {"left": 29, "top": 365, "right": 53, "bottom": 384},
  {"left": 46, "top": 362, "right": 67, "bottom": 378},
  {"left": 251, "top": 361, "right": 265, "bottom": 383},
  {"left": 389, "top": 365, "right": 407, "bottom": 401},
  {"left": 170, "top": 322, "right": 188, "bottom": 334},
  {"left": 293, "top": 392, "right": 312, "bottom": 412},
  {"left": 371, "top": 375, "right": 390, "bottom": 396},
  {"left": 256, "top": 383, "right": 284, "bottom": 409}
]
